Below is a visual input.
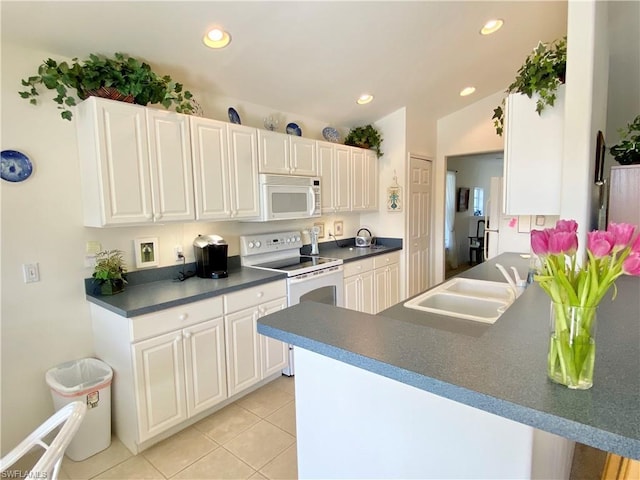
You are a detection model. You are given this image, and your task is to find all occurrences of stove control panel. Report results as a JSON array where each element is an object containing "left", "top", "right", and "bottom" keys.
[{"left": 240, "top": 231, "right": 303, "bottom": 256}]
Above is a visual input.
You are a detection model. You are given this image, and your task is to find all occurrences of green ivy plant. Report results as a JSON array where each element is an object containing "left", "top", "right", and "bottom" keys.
[
  {"left": 610, "top": 115, "right": 640, "bottom": 165},
  {"left": 344, "top": 124, "right": 383, "bottom": 158},
  {"left": 19, "top": 53, "right": 200, "bottom": 120},
  {"left": 92, "top": 249, "right": 128, "bottom": 295},
  {"left": 492, "top": 37, "right": 567, "bottom": 136}
]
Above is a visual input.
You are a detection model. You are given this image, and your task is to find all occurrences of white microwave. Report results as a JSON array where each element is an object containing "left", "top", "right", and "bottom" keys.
[{"left": 254, "top": 174, "right": 321, "bottom": 221}]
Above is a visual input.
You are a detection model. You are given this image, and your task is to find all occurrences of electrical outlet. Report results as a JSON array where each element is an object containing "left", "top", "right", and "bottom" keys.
[
  {"left": 334, "top": 221, "right": 344, "bottom": 236},
  {"left": 174, "top": 245, "right": 184, "bottom": 261}
]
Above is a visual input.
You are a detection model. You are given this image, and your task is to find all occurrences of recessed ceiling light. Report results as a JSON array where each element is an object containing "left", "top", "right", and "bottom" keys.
[
  {"left": 356, "top": 94, "right": 374, "bottom": 105},
  {"left": 480, "top": 19, "right": 504, "bottom": 35},
  {"left": 203, "top": 28, "right": 231, "bottom": 49},
  {"left": 460, "top": 87, "right": 476, "bottom": 97}
]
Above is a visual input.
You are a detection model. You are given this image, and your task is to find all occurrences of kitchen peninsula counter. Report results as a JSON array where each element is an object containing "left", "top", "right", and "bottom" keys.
[{"left": 257, "top": 253, "right": 640, "bottom": 463}]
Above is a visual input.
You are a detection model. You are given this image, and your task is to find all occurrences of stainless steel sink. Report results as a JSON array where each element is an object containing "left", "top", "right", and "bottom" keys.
[{"left": 403, "top": 277, "right": 515, "bottom": 323}]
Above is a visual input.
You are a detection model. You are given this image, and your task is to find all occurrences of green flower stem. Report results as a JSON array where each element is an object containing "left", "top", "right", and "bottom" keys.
[{"left": 548, "top": 304, "right": 596, "bottom": 389}]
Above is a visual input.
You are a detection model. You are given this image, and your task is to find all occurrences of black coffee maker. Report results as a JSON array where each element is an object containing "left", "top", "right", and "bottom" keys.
[{"left": 193, "top": 234, "right": 228, "bottom": 279}]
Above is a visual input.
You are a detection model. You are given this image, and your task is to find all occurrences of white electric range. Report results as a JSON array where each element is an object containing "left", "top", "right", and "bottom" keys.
[{"left": 240, "top": 231, "right": 344, "bottom": 375}]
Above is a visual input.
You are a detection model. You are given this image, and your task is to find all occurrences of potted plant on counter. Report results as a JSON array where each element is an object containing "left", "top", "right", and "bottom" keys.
[
  {"left": 609, "top": 115, "right": 640, "bottom": 165},
  {"left": 492, "top": 37, "right": 567, "bottom": 136},
  {"left": 19, "top": 52, "right": 200, "bottom": 120},
  {"left": 92, "top": 249, "right": 127, "bottom": 295},
  {"left": 344, "top": 124, "right": 383, "bottom": 158}
]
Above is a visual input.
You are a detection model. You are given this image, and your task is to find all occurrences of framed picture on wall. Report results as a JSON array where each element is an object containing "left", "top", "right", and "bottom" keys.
[
  {"left": 457, "top": 187, "right": 470, "bottom": 212},
  {"left": 134, "top": 237, "right": 159, "bottom": 268}
]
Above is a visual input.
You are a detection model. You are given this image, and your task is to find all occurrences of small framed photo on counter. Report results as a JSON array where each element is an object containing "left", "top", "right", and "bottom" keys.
[{"left": 134, "top": 237, "right": 159, "bottom": 268}]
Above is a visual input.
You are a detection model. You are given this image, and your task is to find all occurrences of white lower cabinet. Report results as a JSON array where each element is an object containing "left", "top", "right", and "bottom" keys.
[
  {"left": 344, "top": 252, "right": 401, "bottom": 314},
  {"left": 224, "top": 283, "right": 288, "bottom": 396},
  {"left": 344, "top": 259, "right": 375, "bottom": 314},
  {"left": 91, "top": 279, "right": 287, "bottom": 454},
  {"left": 133, "top": 317, "right": 226, "bottom": 442},
  {"left": 373, "top": 253, "right": 401, "bottom": 313}
]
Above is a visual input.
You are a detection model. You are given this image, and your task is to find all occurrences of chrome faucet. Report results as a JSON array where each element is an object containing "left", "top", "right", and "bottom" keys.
[{"left": 310, "top": 226, "right": 320, "bottom": 255}]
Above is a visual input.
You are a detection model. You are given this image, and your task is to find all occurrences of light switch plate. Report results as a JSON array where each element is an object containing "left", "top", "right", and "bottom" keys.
[{"left": 334, "top": 221, "right": 344, "bottom": 236}]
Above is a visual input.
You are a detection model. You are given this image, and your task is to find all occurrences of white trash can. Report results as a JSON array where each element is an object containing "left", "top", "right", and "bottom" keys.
[{"left": 45, "top": 357, "right": 113, "bottom": 461}]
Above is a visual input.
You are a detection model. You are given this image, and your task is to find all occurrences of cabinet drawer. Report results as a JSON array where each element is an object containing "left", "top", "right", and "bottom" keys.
[
  {"left": 344, "top": 258, "right": 374, "bottom": 277},
  {"left": 224, "top": 281, "right": 286, "bottom": 313},
  {"left": 373, "top": 251, "right": 400, "bottom": 269},
  {"left": 131, "top": 296, "right": 223, "bottom": 342}
]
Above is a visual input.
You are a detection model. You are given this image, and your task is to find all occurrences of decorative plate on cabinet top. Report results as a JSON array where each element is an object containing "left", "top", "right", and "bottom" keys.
[
  {"left": 228, "top": 107, "right": 241, "bottom": 124},
  {"left": 1, "top": 150, "right": 33, "bottom": 183},
  {"left": 286, "top": 123, "right": 302, "bottom": 136},
  {"left": 322, "top": 127, "right": 340, "bottom": 143}
]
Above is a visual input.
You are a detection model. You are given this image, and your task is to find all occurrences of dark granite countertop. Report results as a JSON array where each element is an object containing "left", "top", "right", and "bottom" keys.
[
  {"left": 85, "top": 265, "right": 287, "bottom": 317},
  {"left": 85, "top": 238, "right": 402, "bottom": 318},
  {"left": 257, "top": 252, "right": 640, "bottom": 460}
]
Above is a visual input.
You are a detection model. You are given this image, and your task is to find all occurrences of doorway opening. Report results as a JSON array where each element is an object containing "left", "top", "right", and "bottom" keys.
[{"left": 445, "top": 151, "right": 503, "bottom": 279}]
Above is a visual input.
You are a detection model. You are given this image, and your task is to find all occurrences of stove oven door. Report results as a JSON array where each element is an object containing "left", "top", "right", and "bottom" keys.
[{"left": 283, "top": 266, "right": 344, "bottom": 376}]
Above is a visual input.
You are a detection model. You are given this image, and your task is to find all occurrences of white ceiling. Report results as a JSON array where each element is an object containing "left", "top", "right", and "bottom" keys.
[{"left": 1, "top": 1, "right": 568, "bottom": 128}]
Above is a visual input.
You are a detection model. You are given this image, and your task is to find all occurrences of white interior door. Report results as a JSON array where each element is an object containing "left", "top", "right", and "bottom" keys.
[{"left": 407, "top": 155, "right": 432, "bottom": 297}]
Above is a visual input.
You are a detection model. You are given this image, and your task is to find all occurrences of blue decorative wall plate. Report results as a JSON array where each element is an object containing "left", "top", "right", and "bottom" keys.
[
  {"left": 286, "top": 123, "right": 302, "bottom": 136},
  {"left": 322, "top": 127, "right": 340, "bottom": 143},
  {"left": 1, "top": 150, "right": 33, "bottom": 182},
  {"left": 228, "top": 107, "right": 241, "bottom": 124}
]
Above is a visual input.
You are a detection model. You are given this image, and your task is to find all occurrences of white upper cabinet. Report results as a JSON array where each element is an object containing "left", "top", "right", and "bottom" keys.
[
  {"left": 350, "top": 147, "right": 378, "bottom": 211},
  {"left": 77, "top": 97, "right": 195, "bottom": 226},
  {"left": 503, "top": 85, "right": 564, "bottom": 215},
  {"left": 289, "top": 135, "right": 317, "bottom": 176},
  {"left": 77, "top": 98, "right": 153, "bottom": 226},
  {"left": 364, "top": 150, "right": 379, "bottom": 211},
  {"left": 146, "top": 109, "right": 195, "bottom": 222},
  {"left": 258, "top": 130, "right": 317, "bottom": 176},
  {"left": 318, "top": 142, "right": 351, "bottom": 213},
  {"left": 191, "top": 117, "right": 259, "bottom": 221}
]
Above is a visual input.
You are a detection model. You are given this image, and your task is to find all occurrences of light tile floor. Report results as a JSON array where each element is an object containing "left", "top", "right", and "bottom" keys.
[
  {"left": 12, "top": 373, "right": 606, "bottom": 479},
  {"left": 60, "top": 375, "right": 296, "bottom": 480}
]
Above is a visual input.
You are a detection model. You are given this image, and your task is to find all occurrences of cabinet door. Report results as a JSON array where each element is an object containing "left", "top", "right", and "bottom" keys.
[
  {"left": 364, "top": 150, "right": 379, "bottom": 211},
  {"left": 258, "top": 130, "right": 290, "bottom": 174},
  {"left": 290, "top": 136, "right": 317, "bottom": 176},
  {"left": 374, "top": 263, "right": 401, "bottom": 313},
  {"left": 133, "top": 330, "right": 187, "bottom": 442},
  {"left": 225, "top": 307, "right": 261, "bottom": 396},
  {"left": 503, "top": 86, "right": 564, "bottom": 215},
  {"left": 360, "top": 270, "right": 375, "bottom": 314},
  {"left": 317, "top": 142, "right": 335, "bottom": 213},
  {"left": 183, "top": 318, "right": 227, "bottom": 416},
  {"left": 190, "top": 117, "right": 232, "bottom": 220},
  {"left": 351, "top": 148, "right": 366, "bottom": 211},
  {"left": 373, "top": 267, "right": 388, "bottom": 314},
  {"left": 77, "top": 97, "right": 153, "bottom": 226},
  {"left": 146, "top": 109, "right": 195, "bottom": 222},
  {"left": 228, "top": 124, "right": 260, "bottom": 219},
  {"left": 344, "top": 275, "right": 360, "bottom": 311},
  {"left": 387, "top": 262, "right": 400, "bottom": 308},
  {"left": 259, "top": 297, "right": 288, "bottom": 377},
  {"left": 334, "top": 145, "right": 351, "bottom": 212}
]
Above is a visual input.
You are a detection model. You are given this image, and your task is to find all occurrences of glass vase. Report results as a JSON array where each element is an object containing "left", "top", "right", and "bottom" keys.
[{"left": 548, "top": 303, "right": 597, "bottom": 389}]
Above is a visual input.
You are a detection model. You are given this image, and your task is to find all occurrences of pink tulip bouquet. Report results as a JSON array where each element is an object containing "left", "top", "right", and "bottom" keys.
[{"left": 530, "top": 220, "right": 640, "bottom": 389}]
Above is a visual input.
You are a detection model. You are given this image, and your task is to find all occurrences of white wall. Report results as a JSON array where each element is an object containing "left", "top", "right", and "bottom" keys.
[
  {"left": 560, "top": 0, "right": 609, "bottom": 251},
  {"left": 362, "top": 107, "right": 408, "bottom": 299},
  {"left": 0, "top": 41, "right": 363, "bottom": 451},
  {"left": 435, "top": 90, "right": 505, "bottom": 284}
]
